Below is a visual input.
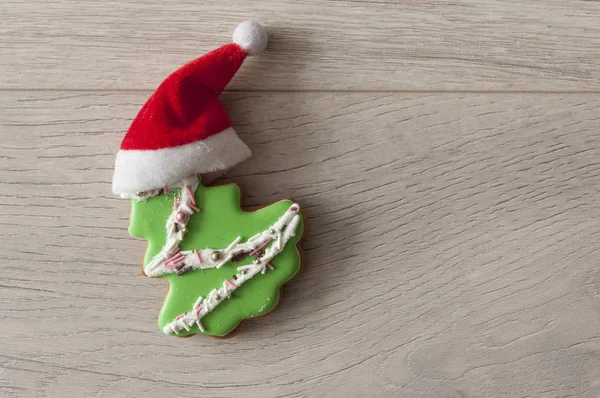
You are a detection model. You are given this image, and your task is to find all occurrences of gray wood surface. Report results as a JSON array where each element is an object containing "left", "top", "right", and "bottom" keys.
[
  {"left": 1, "top": 1, "right": 600, "bottom": 397},
  {"left": 2, "top": 0, "right": 600, "bottom": 90}
]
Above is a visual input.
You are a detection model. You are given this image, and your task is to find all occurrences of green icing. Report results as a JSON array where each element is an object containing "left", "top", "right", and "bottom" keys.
[{"left": 129, "top": 183, "right": 304, "bottom": 337}]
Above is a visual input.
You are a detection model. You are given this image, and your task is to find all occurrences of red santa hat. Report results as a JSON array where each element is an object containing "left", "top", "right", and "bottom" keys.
[{"left": 112, "top": 21, "right": 268, "bottom": 197}]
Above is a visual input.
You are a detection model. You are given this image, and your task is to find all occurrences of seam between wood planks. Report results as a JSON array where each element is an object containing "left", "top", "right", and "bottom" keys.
[{"left": 2, "top": 88, "right": 600, "bottom": 95}]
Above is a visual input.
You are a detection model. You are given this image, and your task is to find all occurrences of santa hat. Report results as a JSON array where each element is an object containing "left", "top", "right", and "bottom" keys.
[{"left": 112, "top": 21, "right": 268, "bottom": 197}]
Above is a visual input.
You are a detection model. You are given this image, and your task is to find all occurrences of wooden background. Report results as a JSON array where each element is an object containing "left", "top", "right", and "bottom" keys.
[{"left": 1, "top": 1, "right": 600, "bottom": 397}]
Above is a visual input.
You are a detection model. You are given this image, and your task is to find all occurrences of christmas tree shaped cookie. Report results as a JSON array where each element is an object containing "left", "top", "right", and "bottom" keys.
[
  {"left": 112, "top": 22, "right": 305, "bottom": 336},
  {"left": 130, "top": 180, "right": 304, "bottom": 336}
]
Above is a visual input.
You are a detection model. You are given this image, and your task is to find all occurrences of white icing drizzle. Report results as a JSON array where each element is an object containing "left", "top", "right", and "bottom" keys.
[
  {"left": 161, "top": 205, "right": 301, "bottom": 336},
  {"left": 135, "top": 176, "right": 301, "bottom": 336},
  {"left": 145, "top": 202, "right": 301, "bottom": 278},
  {"left": 143, "top": 176, "right": 200, "bottom": 277}
]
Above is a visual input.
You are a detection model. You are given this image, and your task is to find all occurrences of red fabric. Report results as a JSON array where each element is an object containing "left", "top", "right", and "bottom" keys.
[{"left": 121, "top": 43, "right": 248, "bottom": 150}]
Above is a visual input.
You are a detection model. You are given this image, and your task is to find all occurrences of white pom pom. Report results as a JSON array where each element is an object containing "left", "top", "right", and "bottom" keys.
[{"left": 233, "top": 21, "right": 268, "bottom": 56}]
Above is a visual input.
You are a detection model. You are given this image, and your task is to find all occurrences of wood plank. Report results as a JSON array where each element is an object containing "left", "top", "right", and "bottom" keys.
[
  {"left": 2, "top": 1, "right": 600, "bottom": 91},
  {"left": 1, "top": 91, "right": 600, "bottom": 396}
]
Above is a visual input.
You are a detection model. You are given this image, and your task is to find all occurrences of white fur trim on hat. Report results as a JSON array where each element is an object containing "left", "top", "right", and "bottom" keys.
[{"left": 112, "top": 127, "right": 251, "bottom": 196}]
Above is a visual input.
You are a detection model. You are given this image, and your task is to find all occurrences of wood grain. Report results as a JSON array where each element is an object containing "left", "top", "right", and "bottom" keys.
[
  {"left": 1, "top": 91, "right": 599, "bottom": 397},
  {"left": 2, "top": 0, "right": 600, "bottom": 91}
]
